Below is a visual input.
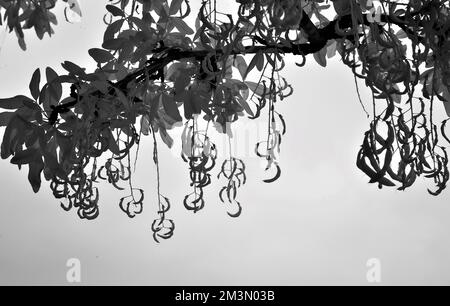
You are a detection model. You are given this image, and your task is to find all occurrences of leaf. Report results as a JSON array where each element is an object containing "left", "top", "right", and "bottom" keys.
[
  {"left": 174, "top": 71, "right": 191, "bottom": 99},
  {"left": 128, "top": 16, "right": 146, "bottom": 30},
  {"left": 170, "top": 17, "right": 194, "bottom": 35},
  {"left": 103, "top": 19, "right": 124, "bottom": 41},
  {"left": 245, "top": 51, "right": 264, "bottom": 78},
  {"left": 46, "top": 67, "right": 62, "bottom": 103},
  {"left": 183, "top": 90, "right": 203, "bottom": 119},
  {"left": 333, "top": 0, "right": 351, "bottom": 16},
  {"left": 255, "top": 51, "right": 264, "bottom": 71},
  {"left": 61, "top": 61, "right": 86, "bottom": 76},
  {"left": 148, "top": 94, "right": 161, "bottom": 121},
  {"left": 91, "top": 80, "right": 109, "bottom": 93},
  {"left": 88, "top": 48, "right": 115, "bottom": 63},
  {"left": 106, "top": 4, "right": 125, "bottom": 17},
  {"left": 117, "top": 41, "right": 135, "bottom": 63},
  {"left": 245, "top": 81, "right": 265, "bottom": 97},
  {"left": 159, "top": 125, "right": 174, "bottom": 148},
  {"left": 45, "top": 67, "right": 58, "bottom": 84},
  {"left": 28, "top": 158, "right": 44, "bottom": 193},
  {"left": 444, "top": 102, "right": 450, "bottom": 118},
  {"left": 162, "top": 94, "right": 182, "bottom": 122},
  {"left": 396, "top": 29, "right": 408, "bottom": 39},
  {"left": 0, "top": 95, "right": 31, "bottom": 110},
  {"left": 105, "top": 129, "right": 120, "bottom": 155},
  {"left": 233, "top": 55, "right": 248, "bottom": 79},
  {"left": 18, "top": 36, "right": 26, "bottom": 51},
  {"left": 166, "top": 62, "right": 184, "bottom": 81},
  {"left": 11, "top": 147, "right": 40, "bottom": 165},
  {"left": 169, "top": 0, "right": 183, "bottom": 15},
  {"left": 236, "top": 96, "right": 255, "bottom": 117},
  {"left": 140, "top": 115, "right": 150, "bottom": 136},
  {"left": 437, "top": 85, "right": 450, "bottom": 117},
  {"left": 39, "top": 85, "right": 50, "bottom": 112},
  {"left": 313, "top": 47, "right": 327, "bottom": 67},
  {"left": 326, "top": 40, "right": 337, "bottom": 58},
  {"left": 0, "top": 112, "right": 14, "bottom": 127},
  {"left": 1, "top": 115, "right": 19, "bottom": 159},
  {"left": 29, "top": 69, "right": 41, "bottom": 100},
  {"left": 102, "top": 37, "right": 127, "bottom": 50}
]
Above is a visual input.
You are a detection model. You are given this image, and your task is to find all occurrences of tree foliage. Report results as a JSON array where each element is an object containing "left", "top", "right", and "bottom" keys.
[{"left": 0, "top": 0, "right": 449, "bottom": 241}]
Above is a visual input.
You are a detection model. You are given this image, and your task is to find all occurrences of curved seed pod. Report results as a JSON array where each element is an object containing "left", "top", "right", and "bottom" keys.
[
  {"left": 263, "top": 164, "right": 281, "bottom": 183},
  {"left": 276, "top": 112, "right": 287, "bottom": 135},
  {"left": 441, "top": 119, "right": 450, "bottom": 144},
  {"left": 227, "top": 200, "right": 242, "bottom": 218},
  {"left": 383, "top": 99, "right": 395, "bottom": 121},
  {"left": 183, "top": 190, "right": 205, "bottom": 213},
  {"left": 119, "top": 188, "right": 144, "bottom": 218},
  {"left": 158, "top": 195, "right": 171, "bottom": 215},
  {"left": 372, "top": 148, "right": 394, "bottom": 183},
  {"left": 255, "top": 141, "right": 269, "bottom": 158},
  {"left": 387, "top": 164, "right": 403, "bottom": 182},
  {"left": 357, "top": 148, "right": 395, "bottom": 188},
  {"left": 219, "top": 186, "right": 227, "bottom": 203},
  {"left": 60, "top": 197, "right": 73, "bottom": 212},
  {"left": 295, "top": 54, "right": 306, "bottom": 67},
  {"left": 152, "top": 218, "right": 175, "bottom": 243},
  {"left": 75, "top": 186, "right": 99, "bottom": 220},
  {"left": 226, "top": 181, "right": 237, "bottom": 202},
  {"left": 397, "top": 166, "right": 417, "bottom": 191}
]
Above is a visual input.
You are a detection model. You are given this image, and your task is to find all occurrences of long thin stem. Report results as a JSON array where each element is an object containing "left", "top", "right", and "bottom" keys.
[{"left": 152, "top": 128, "right": 162, "bottom": 206}]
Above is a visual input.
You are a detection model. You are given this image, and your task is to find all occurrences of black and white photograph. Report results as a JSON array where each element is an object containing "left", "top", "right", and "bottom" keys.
[{"left": 0, "top": 0, "right": 449, "bottom": 292}]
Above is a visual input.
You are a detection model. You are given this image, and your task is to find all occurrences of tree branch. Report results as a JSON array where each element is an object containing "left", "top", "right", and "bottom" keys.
[{"left": 49, "top": 9, "right": 427, "bottom": 122}]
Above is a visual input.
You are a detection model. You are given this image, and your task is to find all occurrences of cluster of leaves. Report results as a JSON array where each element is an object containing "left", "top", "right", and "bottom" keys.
[
  {"left": 0, "top": 0, "right": 450, "bottom": 241},
  {"left": 0, "top": 0, "right": 81, "bottom": 50}
]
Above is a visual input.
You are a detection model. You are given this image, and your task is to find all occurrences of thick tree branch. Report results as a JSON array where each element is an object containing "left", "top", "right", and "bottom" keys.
[{"left": 117, "top": 10, "right": 419, "bottom": 91}]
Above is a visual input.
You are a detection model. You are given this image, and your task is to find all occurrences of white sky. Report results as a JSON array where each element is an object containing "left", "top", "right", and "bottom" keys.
[{"left": 1, "top": 0, "right": 450, "bottom": 285}]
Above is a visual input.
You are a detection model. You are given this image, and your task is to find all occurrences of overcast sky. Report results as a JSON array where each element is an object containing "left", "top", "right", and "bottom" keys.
[{"left": 1, "top": 0, "right": 450, "bottom": 285}]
